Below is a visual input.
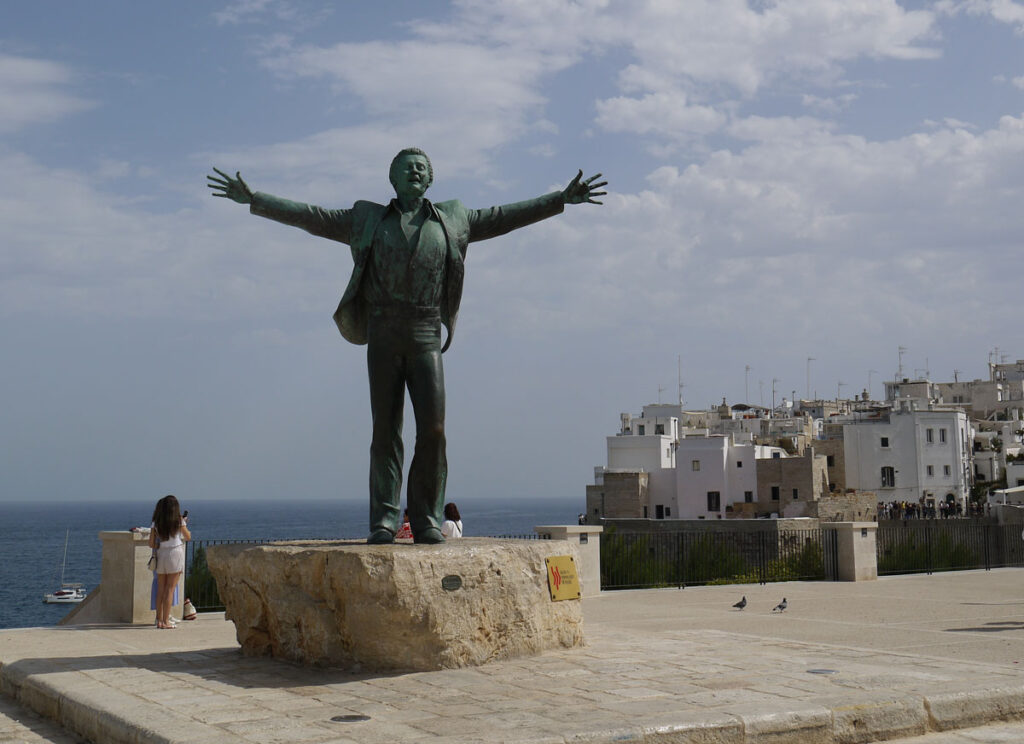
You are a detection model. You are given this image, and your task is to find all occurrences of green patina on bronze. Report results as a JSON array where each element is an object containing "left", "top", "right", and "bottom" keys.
[{"left": 208, "top": 150, "right": 605, "bottom": 545}]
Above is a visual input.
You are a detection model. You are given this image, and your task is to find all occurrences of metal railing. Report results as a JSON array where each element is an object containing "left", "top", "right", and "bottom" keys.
[
  {"left": 876, "top": 521, "right": 1024, "bottom": 575},
  {"left": 600, "top": 528, "right": 839, "bottom": 590}
]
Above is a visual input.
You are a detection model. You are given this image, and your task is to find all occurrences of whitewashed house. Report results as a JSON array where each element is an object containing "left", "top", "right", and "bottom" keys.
[{"left": 842, "top": 403, "right": 972, "bottom": 511}]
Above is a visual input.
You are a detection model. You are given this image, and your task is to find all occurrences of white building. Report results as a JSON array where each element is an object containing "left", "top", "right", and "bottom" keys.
[
  {"left": 842, "top": 404, "right": 972, "bottom": 510},
  {"left": 593, "top": 406, "right": 784, "bottom": 520},
  {"left": 1007, "top": 461, "right": 1024, "bottom": 489},
  {"left": 674, "top": 435, "right": 757, "bottom": 520}
]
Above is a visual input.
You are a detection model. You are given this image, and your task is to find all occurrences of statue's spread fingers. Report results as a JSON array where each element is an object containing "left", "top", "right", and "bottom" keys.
[
  {"left": 212, "top": 167, "right": 231, "bottom": 179},
  {"left": 584, "top": 173, "right": 603, "bottom": 184},
  {"left": 589, "top": 180, "right": 608, "bottom": 190},
  {"left": 586, "top": 198, "right": 604, "bottom": 205},
  {"left": 589, "top": 190, "right": 608, "bottom": 198},
  {"left": 206, "top": 175, "right": 228, "bottom": 187}
]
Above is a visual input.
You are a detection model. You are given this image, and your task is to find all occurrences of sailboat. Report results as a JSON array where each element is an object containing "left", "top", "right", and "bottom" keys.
[{"left": 43, "top": 530, "right": 86, "bottom": 604}]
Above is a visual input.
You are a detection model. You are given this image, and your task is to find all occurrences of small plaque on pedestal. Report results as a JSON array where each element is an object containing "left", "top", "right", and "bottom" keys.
[{"left": 545, "top": 555, "right": 581, "bottom": 601}]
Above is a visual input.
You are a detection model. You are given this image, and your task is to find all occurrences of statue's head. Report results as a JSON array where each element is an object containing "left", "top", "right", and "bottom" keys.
[{"left": 389, "top": 147, "right": 433, "bottom": 200}]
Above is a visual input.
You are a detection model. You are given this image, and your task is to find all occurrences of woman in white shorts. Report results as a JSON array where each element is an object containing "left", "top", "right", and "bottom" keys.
[{"left": 149, "top": 495, "right": 191, "bottom": 629}]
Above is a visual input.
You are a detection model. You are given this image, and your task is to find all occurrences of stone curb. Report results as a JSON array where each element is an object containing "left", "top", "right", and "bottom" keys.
[{"left": 5, "top": 657, "right": 1024, "bottom": 744}]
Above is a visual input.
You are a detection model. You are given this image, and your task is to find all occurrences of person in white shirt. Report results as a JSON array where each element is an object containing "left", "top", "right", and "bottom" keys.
[
  {"left": 441, "top": 502, "right": 463, "bottom": 539},
  {"left": 148, "top": 494, "right": 191, "bottom": 629}
]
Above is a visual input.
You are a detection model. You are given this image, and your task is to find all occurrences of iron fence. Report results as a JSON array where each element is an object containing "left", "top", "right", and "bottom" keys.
[
  {"left": 600, "top": 528, "right": 839, "bottom": 590},
  {"left": 876, "top": 521, "right": 1024, "bottom": 575}
]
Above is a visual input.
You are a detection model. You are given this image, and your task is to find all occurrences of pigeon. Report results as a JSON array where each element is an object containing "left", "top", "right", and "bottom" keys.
[
  {"left": 772, "top": 597, "right": 788, "bottom": 613},
  {"left": 733, "top": 596, "right": 747, "bottom": 611}
]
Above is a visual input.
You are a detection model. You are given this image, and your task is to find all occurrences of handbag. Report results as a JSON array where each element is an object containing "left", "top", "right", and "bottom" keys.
[{"left": 147, "top": 552, "right": 157, "bottom": 571}]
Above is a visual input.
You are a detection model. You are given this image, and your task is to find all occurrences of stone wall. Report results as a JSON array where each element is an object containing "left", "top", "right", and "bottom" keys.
[
  {"left": 814, "top": 438, "right": 847, "bottom": 493},
  {"left": 756, "top": 451, "right": 829, "bottom": 517},
  {"left": 602, "top": 517, "right": 819, "bottom": 535},
  {"left": 586, "top": 471, "right": 649, "bottom": 520},
  {"left": 811, "top": 491, "right": 878, "bottom": 522}
]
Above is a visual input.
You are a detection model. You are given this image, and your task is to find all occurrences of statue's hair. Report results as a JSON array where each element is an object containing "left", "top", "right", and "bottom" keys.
[{"left": 389, "top": 147, "right": 433, "bottom": 187}]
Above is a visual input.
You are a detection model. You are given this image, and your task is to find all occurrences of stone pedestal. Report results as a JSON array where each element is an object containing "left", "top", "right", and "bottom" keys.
[
  {"left": 207, "top": 538, "right": 584, "bottom": 671},
  {"left": 61, "top": 531, "right": 181, "bottom": 625},
  {"left": 827, "top": 522, "right": 878, "bottom": 581}
]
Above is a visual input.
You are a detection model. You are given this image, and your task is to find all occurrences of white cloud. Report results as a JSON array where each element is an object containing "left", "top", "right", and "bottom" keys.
[
  {"left": 212, "top": 0, "right": 307, "bottom": 26},
  {"left": 595, "top": 92, "right": 727, "bottom": 139},
  {"left": 251, "top": 39, "right": 573, "bottom": 180},
  {"left": 0, "top": 54, "right": 92, "bottom": 134},
  {"left": 456, "top": 113, "right": 1024, "bottom": 364},
  {"left": 235, "top": 1, "right": 942, "bottom": 167},
  {"left": 937, "top": 0, "right": 1024, "bottom": 32},
  {"left": 585, "top": 0, "right": 937, "bottom": 140},
  {"left": 801, "top": 93, "right": 858, "bottom": 114}
]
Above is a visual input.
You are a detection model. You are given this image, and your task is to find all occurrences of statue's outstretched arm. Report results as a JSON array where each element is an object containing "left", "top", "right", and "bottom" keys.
[
  {"left": 207, "top": 167, "right": 254, "bottom": 205},
  {"left": 562, "top": 170, "right": 607, "bottom": 205}
]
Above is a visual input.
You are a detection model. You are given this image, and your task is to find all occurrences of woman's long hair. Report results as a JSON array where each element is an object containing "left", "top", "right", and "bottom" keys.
[
  {"left": 152, "top": 494, "right": 182, "bottom": 541},
  {"left": 444, "top": 502, "right": 461, "bottom": 521}
]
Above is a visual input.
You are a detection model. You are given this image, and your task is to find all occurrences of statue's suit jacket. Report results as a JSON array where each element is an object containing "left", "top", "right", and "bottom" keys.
[{"left": 251, "top": 191, "right": 565, "bottom": 352}]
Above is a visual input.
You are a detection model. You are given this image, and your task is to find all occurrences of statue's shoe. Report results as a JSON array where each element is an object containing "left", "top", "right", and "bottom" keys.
[
  {"left": 367, "top": 529, "right": 395, "bottom": 544},
  {"left": 414, "top": 527, "right": 445, "bottom": 544}
]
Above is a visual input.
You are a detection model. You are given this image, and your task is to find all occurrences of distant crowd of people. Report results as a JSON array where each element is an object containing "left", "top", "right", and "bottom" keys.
[{"left": 877, "top": 499, "right": 988, "bottom": 520}]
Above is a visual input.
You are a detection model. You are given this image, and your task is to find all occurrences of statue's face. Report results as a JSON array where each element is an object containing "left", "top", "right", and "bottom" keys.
[{"left": 390, "top": 153, "right": 431, "bottom": 200}]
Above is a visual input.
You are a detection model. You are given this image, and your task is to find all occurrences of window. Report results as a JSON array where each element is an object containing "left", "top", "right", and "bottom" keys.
[
  {"left": 737, "top": 460, "right": 743, "bottom": 468},
  {"left": 927, "top": 465, "right": 934, "bottom": 476},
  {"left": 692, "top": 460, "right": 701, "bottom": 471},
  {"left": 771, "top": 486, "right": 780, "bottom": 501},
  {"left": 638, "top": 424, "right": 645, "bottom": 435},
  {"left": 926, "top": 428, "right": 934, "bottom": 443},
  {"left": 707, "top": 491, "right": 721, "bottom": 511},
  {"left": 881, "top": 466, "right": 896, "bottom": 488},
  {"left": 881, "top": 437, "right": 890, "bottom": 448},
  {"left": 744, "top": 491, "right": 753, "bottom": 503},
  {"left": 655, "top": 504, "right": 664, "bottom": 519},
  {"left": 665, "top": 507, "right": 671, "bottom": 517},
  {"left": 655, "top": 424, "right": 665, "bottom": 435},
  {"left": 827, "top": 455, "right": 835, "bottom": 467},
  {"left": 792, "top": 488, "right": 799, "bottom": 500},
  {"left": 940, "top": 428, "right": 947, "bottom": 443},
  {"left": 772, "top": 452, "right": 781, "bottom": 459},
  {"left": 643, "top": 506, "right": 648, "bottom": 518},
  {"left": 944, "top": 465, "right": 951, "bottom": 477}
]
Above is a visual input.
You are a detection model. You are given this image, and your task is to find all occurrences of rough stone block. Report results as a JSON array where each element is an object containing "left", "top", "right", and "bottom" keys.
[
  {"left": 925, "top": 686, "right": 1024, "bottom": 731},
  {"left": 208, "top": 538, "right": 585, "bottom": 671}
]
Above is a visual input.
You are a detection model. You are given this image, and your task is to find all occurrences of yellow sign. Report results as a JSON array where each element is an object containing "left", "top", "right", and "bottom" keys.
[{"left": 545, "top": 555, "right": 581, "bottom": 601}]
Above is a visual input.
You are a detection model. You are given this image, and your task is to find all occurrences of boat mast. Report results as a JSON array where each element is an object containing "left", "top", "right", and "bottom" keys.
[{"left": 60, "top": 529, "right": 69, "bottom": 585}]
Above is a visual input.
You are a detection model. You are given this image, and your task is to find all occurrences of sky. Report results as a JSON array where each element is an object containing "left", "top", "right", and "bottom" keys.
[{"left": 2, "top": 0, "right": 1023, "bottom": 507}]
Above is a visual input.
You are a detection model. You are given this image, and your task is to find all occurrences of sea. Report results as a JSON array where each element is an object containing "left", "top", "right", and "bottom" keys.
[{"left": 0, "top": 496, "right": 583, "bottom": 630}]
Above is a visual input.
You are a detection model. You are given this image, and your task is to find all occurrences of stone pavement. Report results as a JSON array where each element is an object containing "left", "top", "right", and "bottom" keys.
[
  {"left": 3, "top": 569, "right": 1024, "bottom": 743},
  {"left": 0, "top": 693, "right": 84, "bottom": 743}
]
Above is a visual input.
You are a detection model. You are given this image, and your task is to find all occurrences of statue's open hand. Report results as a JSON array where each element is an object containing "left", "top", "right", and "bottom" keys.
[
  {"left": 207, "top": 167, "right": 254, "bottom": 205},
  {"left": 562, "top": 170, "right": 607, "bottom": 205}
]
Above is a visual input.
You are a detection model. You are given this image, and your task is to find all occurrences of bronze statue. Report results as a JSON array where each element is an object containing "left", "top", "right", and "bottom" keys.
[{"left": 208, "top": 149, "right": 605, "bottom": 544}]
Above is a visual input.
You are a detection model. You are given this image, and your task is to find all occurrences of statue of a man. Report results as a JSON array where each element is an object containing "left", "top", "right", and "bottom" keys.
[{"left": 208, "top": 149, "right": 605, "bottom": 544}]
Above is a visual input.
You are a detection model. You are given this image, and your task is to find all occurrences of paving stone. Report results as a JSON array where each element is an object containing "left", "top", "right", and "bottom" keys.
[{"left": 7, "top": 572, "right": 1024, "bottom": 743}]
